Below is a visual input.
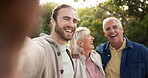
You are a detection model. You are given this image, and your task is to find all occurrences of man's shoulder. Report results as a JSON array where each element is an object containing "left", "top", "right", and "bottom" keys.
[
  {"left": 96, "top": 43, "right": 107, "bottom": 48},
  {"left": 32, "top": 35, "right": 48, "bottom": 42},
  {"left": 32, "top": 34, "right": 58, "bottom": 47},
  {"left": 32, "top": 35, "right": 53, "bottom": 47},
  {"left": 31, "top": 35, "right": 60, "bottom": 53},
  {"left": 96, "top": 42, "right": 108, "bottom": 53},
  {"left": 20, "top": 37, "right": 46, "bottom": 55},
  {"left": 125, "top": 37, "right": 147, "bottom": 49},
  {"left": 130, "top": 41, "right": 148, "bottom": 51},
  {"left": 19, "top": 37, "right": 46, "bottom": 78}
]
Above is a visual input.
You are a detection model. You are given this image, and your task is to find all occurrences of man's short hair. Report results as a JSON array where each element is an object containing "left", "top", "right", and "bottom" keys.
[
  {"left": 51, "top": 4, "right": 76, "bottom": 21},
  {"left": 103, "top": 17, "right": 122, "bottom": 31}
]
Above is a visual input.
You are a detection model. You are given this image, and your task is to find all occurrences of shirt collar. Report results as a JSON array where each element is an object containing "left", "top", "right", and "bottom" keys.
[
  {"left": 124, "top": 37, "right": 133, "bottom": 49},
  {"left": 105, "top": 36, "right": 133, "bottom": 50},
  {"left": 109, "top": 38, "right": 126, "bottom": 51},
  {"left": 59, "top": 45, "right": 66, "bottom": 52}
]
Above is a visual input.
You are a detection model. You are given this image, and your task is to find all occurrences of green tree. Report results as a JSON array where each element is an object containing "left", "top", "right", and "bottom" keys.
[
  {"left": 77, "top": 6, "right": 109, "bottom": 47},
  {"left": 75, "top": 0, "right": 148, "bottom": 47},
  {"left": 40, "top": 1, "right": 148, "bottom": 47},
  {"left": 41, "top": 2, "right": 58, "bottom": 35}
]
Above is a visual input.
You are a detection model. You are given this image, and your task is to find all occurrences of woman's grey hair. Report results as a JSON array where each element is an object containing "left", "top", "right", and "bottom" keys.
[
  {"left": 68, "top": 27, "right": 90, "bottom": 55},
  {"left": 103, "top": 17, "right": 122, "bottom": 31}
]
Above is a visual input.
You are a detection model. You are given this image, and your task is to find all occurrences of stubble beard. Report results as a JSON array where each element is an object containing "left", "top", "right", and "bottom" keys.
[{"left": 55, "top": 23, "right": 74, "bottom": 41}]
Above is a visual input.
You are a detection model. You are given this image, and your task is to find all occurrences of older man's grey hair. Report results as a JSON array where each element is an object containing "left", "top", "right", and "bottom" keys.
[
  {"left": 69, "top": 27, "right": 90, "bottom": 55},
  {"left": 103, "top": 17, "right": 122, "bottom": 31}
]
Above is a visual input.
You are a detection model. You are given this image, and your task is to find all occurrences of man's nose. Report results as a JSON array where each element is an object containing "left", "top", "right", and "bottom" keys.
[
  {"left": 68, "top": 20, "right": 76, "bottom": 27},
  {"left": 109, "top": 28, "right": 115, "bottom": 32}
]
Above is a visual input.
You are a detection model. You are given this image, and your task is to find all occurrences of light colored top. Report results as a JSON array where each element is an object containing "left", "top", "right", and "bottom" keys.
[
  {"left": 18, "top": 35, "right": 70, "bottom": 78},
  {"left": 73, "top": 52, "right": 105, "bottom": 78},
  {"left": 86, "top": 57, "right": 104, "bottom": 78},
  {"left": 105, "top": 38, "right": 126, "bottom": 78},
  {"left": 59, "top": 45, "right": 74, "bottom": 78}
]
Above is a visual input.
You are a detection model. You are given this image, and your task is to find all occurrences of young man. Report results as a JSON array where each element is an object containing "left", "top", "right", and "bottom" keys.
[
  {"left": 0, "top": 0, "right": 39, "bottom": 78},
  {"left": 96, "top": 17, "right": 148, "bottom": 78},
  {"left": 20, "top": 4, "right": 78, "bottom": 78}
]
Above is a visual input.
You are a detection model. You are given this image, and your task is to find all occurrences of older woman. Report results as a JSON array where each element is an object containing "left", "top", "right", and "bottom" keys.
[{"left": 69, "top": 27, "right": 105, "bottom": 78}]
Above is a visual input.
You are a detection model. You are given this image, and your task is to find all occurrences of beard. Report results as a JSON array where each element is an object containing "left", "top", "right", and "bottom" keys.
[{"left": 55, "top": 23, "right": 75, "bottom": 41}]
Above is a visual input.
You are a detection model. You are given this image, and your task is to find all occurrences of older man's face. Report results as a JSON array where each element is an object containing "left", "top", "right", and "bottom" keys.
[
  {"left": 103, "top": 20, "right": 124, "bottom": 44},
  {"left": 0, "top": 0, "right": 39, "bottom": 47}
]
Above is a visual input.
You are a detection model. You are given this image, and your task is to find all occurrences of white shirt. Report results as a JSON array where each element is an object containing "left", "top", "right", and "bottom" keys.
[{"left": 59, "top": 45, "right": 74, "bottom": 78}]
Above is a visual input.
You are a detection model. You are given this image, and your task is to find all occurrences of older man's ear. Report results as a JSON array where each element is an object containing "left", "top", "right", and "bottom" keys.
[{"left": 77, "top": 40, "right": 83, "bottom": 48}]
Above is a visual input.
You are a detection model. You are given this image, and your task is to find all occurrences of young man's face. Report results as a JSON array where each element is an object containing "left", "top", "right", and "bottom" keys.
[
  {"left": 53, "top": 8, "right": 78, "bottom": 41},
  {"left": 103, "top": 20, "right": 124, "bottom": 44}
]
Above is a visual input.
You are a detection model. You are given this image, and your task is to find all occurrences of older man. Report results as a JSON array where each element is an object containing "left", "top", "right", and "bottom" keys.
[
  {"left": 0, "top": 0, "right": 39, "bottom": 78},
  {"left": 96, "top": 17, "right": 148, "bottom": 78},
  {"left": 20, "top": 4, "right": 78, "bottom": 78}
]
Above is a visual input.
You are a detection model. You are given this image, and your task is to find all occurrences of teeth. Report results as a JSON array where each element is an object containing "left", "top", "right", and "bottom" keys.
[
  {"left": 110, "top": 35, "right": 117, "bottom": 38},
  {"left": 111, "top": 35, "right": 115, "bottom": 36},
  {"left": 65, "top": 30, "right": 72, "bottom": 33}
]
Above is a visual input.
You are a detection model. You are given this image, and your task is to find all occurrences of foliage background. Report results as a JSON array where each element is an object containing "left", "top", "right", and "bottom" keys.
[{"left": 36, "top": 0, "right": 148, "bottom": 47}]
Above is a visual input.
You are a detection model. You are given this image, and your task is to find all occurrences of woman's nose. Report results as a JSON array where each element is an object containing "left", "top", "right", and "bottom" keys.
[{"left": 91, "top": 36, "right": 94, "bottom": 40}]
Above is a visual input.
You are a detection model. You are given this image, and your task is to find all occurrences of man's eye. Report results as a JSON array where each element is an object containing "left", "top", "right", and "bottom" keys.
[
  {"left": 64, "top": 18, "right": 69, "bottom": 20},
  {"left": 106, "top": 28, "right": 110, "bottom": 31},
  {"left": 113, "top": 26, "right": 118, "bottom": 29},
  {"left": 73, "top": 20, "right": 78, "bottom": 24}
]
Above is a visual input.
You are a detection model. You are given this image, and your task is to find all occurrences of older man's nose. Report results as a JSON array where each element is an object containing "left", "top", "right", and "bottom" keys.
[{"left": 108, "top": 28, "right": 114, "bottom": 34}]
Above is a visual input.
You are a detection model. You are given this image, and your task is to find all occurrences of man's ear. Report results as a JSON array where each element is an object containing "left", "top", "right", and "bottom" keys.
[
  {"left": 122, "top": 28, "right": 124, "bottom": 33},
  {"left": 50, "top": 19, "right": 56, "bottom": 28},
  {"left": 77, "top": 40, "right": 84, "bottom": 48},
  {"left": 121, "top": 27, "right": 124, "bottom": 33}
]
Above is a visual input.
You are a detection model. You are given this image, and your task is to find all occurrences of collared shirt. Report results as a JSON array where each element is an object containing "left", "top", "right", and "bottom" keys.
[
  {"left": 105, "top": 38, "right": 126, "bottom": 78},
  {"left": 96, "top": 37, "right": 148, "bottom": 78},
  {"left": 86, "top": 57, "right": 104, "bottom": 78},
  {"left": 59, "top": 45, "right": 74, "bottom": 78}
]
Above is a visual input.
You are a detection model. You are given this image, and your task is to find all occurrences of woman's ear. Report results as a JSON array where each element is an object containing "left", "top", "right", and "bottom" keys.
[{"left": 77, "top": 40, "right": 84, "bottom": 48}]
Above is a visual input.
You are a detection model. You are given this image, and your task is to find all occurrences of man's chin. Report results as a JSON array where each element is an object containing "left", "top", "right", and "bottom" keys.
[
  {"left": 63, "top": 35, "right": 73, "bottom": 40},
  {"left": 60, "top": 36, "right": 72, "bottom": 41},
  {"left": 109, "top": 39, "right": 118, "bottom": 44},
  {"left": 63, "top": 37, "right": 72, "bottom": 41}
]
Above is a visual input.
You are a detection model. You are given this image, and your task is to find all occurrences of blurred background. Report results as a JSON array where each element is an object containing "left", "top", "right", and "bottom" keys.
[{"left": 33, "top": 0, "right": 148, "bottom": 47}]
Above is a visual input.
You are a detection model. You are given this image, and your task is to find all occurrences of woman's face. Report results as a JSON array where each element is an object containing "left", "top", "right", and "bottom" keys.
[{"left": 81, "top": 31, "right": 94, "bottom": 53}]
